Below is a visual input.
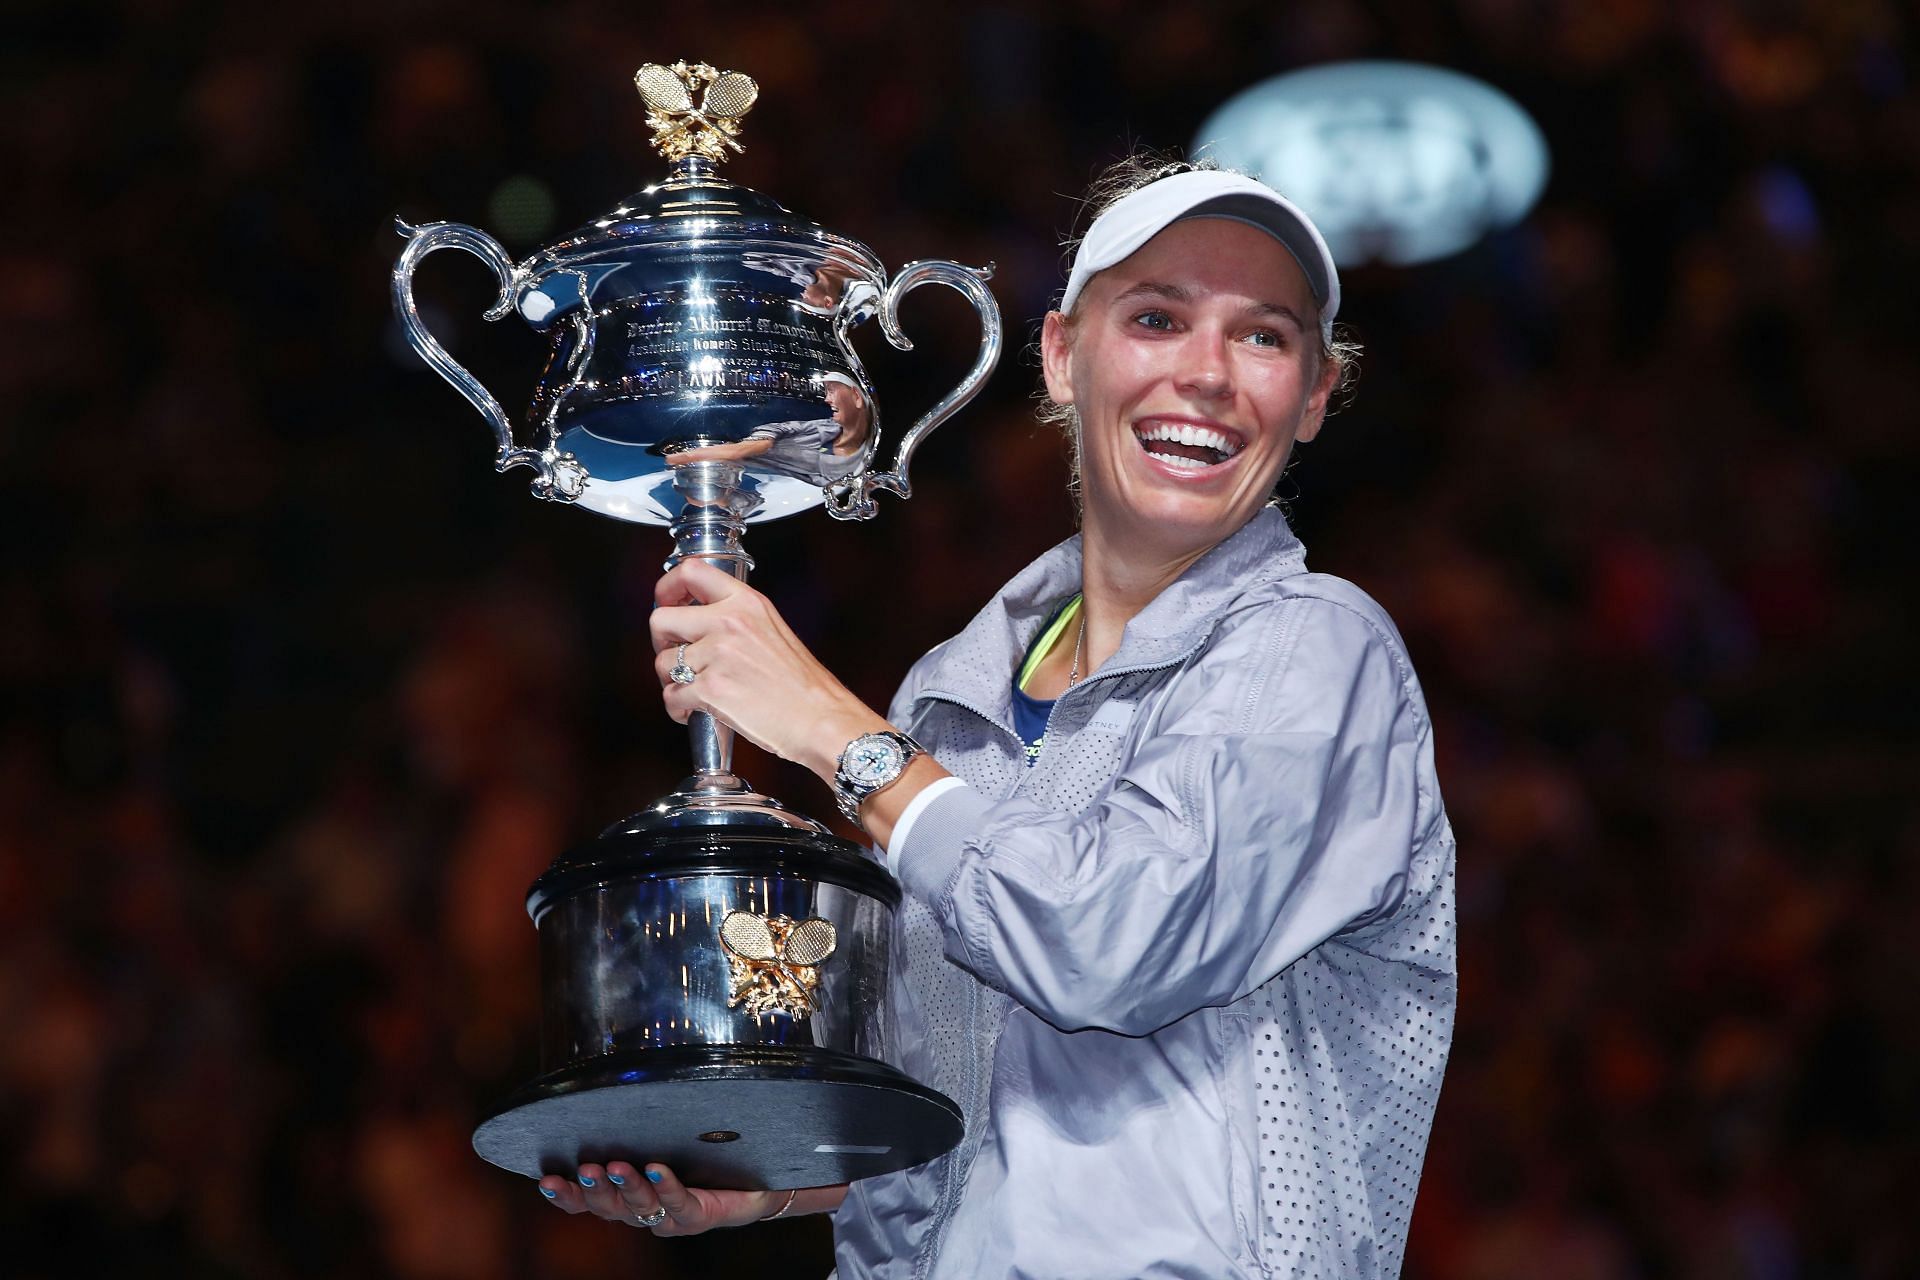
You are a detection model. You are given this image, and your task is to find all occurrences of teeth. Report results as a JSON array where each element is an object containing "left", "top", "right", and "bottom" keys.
[
  {"left": 1157, "top": 452, "right": 1208, "bottom": 470},
  {"left": 1134, "top": 422, "right": 1244, "bottom": 459}
]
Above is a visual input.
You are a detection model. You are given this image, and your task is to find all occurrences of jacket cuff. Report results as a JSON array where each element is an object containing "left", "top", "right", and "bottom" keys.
[
  {"left": 892, "top": 783, "right": 999, "bottom": 907},
  {"left": 883, "top": 776, "right": 970, "bottom": 876}
]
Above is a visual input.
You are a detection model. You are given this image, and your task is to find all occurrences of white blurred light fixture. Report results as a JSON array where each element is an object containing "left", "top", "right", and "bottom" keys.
[{"left": 1194, "top": 61, "right": 1550, "bottom": 268}]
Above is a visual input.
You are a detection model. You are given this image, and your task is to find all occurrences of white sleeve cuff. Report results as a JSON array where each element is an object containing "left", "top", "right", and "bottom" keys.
[{"left": 883, "top": 776, "right": 971, "bottom": 877}]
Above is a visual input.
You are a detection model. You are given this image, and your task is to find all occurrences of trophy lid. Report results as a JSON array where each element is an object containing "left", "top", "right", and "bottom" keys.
[{"left": 514, "top": 62, "right": 883, "bottom": 324}]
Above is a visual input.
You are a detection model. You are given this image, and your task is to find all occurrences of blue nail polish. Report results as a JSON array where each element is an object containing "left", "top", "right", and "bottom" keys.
[
  {"left": 609, "top": 1173, "right": 626, "bottom": 1185},
  {"left": 645, "top": 1169, "right": 663, "bottom": 1184},
  {"left": 540, "top": 1187, "right": 557, "bottom": 1199},
  {"left": 579, "top": 1176, "right": 596, "bottom": 1188}
]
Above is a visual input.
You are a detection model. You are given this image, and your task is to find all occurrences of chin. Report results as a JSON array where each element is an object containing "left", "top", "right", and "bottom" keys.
[{"left": 1096, "top": 491, "right": 1258, "bottom": 552}]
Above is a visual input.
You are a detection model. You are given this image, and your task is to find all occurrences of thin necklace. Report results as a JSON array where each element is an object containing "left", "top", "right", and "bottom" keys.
[{"left": 1066, "top": 611, "right": 1086, "bottom": 688}]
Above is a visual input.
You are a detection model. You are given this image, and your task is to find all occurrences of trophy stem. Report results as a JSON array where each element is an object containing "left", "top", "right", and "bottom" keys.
[
  {"left": 665, "top": 461, "right": 759, "bottom": 787},
  {"left": 596, "top": 462, "right": 823, "bottom": 835},
  {"left": 602, "top": 466, "right": 821, "bottom": 836},
  {"left": 686, "top": 712, "right": 736, "bottom": 782}
]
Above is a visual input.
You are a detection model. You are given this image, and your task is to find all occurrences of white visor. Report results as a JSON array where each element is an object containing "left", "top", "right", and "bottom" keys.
[{"left": 1059, "top": 169, "right": 1340, "bottom": 341}]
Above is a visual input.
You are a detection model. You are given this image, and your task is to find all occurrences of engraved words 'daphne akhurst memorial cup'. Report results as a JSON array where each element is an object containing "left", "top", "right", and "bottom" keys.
[{"left": 390, "top": 61, "right": 1002, "bottom": 1189}]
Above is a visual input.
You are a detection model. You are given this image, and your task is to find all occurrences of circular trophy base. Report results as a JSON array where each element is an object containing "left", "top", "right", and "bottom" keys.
[{"left": 472, "top": 1045, "right": 963, "bottom": 1190}]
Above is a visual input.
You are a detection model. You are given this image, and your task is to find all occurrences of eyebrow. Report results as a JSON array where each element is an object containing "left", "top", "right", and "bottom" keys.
[{"left": 1110, "top": 280, "right": 1307, "bottom": 332}]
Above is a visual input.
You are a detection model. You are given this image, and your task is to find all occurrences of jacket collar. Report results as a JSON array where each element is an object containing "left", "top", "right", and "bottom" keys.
[{"left": 913, "top": 506, "right": 1308, "bottom": 721}]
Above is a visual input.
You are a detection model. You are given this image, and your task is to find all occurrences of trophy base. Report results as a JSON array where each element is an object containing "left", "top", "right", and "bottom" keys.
[{"left": 472, "top": 1044, "right": 964, "bottom": 1189}]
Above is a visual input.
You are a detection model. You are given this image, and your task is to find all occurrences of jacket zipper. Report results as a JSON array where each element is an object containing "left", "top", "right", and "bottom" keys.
[{"left": 918, "top": 641, "right": 1211, "bottom": 797}]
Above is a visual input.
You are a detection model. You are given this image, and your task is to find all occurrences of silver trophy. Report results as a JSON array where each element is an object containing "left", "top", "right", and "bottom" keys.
[{"left": 391, "top": 61, "right": 1000, "bottom": 1190}]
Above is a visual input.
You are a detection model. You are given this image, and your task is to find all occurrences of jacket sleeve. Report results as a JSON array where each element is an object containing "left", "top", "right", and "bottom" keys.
[{"left": 892, "top": 594, "right": 1438, "bottom": 1036}]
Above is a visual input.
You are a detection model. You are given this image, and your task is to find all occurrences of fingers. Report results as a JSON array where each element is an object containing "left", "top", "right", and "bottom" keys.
[
  {"left": 643, "top": 1162, "right": 697, "bottom": 1230},
  {"left": 654, "top": 641, "right": 705, "bottom": 725},
  {"left": 643, "top": 566, "right": 844, "bottom": 765},
  {"left": 605, "top": 1161, "right": 657, "bottom": 1220},
  {"left": 649, "top": 606, "right": 698, "bottom": 663},
  {"left": 567, "top": 1163, "right": 630, "bottom": 1221},
  {"left": 538, "top": 1163, "right": 680, "bottom": 1233},
  {"left": 655, "top": 638, "right": 699, "bottom": 684},
  {"left": 607, "top": 1161, "right": 678, "bottom": 1232},
  {"left": 584, "top": 1163, "right": 636, "bottom": 1219},
  {"left": 648, "top": 580, "right": 773, "bottom": 674},
  {"left": 653, "top": 558, "right": 750, "bottom": 610},
  {"left": 649, "top": 581, "right": 782, "bottom": 660},
  {"left": 648, "top": 584, "right": 741, "bottom": 661},
  {"left": 536, "top": 1170, "right": 590, "bottom": 1214}
]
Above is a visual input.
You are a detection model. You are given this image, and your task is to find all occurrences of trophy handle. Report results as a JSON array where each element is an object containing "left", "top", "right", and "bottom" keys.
[
  {"left": 825, "top": 260, "right": 1003, "bottom": 520},
  {"left": 391, "top": 219, "right": 586, "bottom": 500}
]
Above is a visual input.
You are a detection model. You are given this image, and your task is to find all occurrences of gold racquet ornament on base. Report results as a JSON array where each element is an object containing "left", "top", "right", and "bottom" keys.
[{"left": 719, "top": 911, "right": 839, "bottom": 1018}]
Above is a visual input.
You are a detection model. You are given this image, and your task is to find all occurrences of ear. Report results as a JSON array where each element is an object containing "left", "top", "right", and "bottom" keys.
[
  {"left": 1040, "top": 311, "right": 1076, "bottom": 408},
  {"left": 1293, "top": 348, "right": 1341, "bottom": 444}
]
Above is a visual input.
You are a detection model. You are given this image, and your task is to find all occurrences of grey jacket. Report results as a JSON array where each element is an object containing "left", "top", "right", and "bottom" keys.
[{"left": 831, "top": 508, "right": 1457, "bottom": 1280}]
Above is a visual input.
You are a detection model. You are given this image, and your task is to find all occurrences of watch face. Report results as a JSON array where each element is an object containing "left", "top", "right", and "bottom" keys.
[{"left": 847, "top": 736, "right": 906, "bottom": 788}]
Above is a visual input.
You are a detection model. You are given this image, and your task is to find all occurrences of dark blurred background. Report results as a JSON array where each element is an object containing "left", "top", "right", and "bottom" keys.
[{"left": 6, "top": 1, "right": 1917, "bottom": 1276}]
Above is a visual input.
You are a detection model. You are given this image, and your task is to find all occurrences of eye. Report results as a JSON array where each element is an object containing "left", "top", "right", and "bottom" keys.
[
  {"left": 1130, "top": 309, "right": 1176, "bottom": 332},
  {"left": 1243, "top": 327, "right": 1285, "bottom": 349}
]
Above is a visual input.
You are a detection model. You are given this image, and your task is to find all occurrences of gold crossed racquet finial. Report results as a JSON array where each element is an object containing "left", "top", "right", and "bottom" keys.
[{"left": 635, "top": 62, "right": 759, "bottom": 164}]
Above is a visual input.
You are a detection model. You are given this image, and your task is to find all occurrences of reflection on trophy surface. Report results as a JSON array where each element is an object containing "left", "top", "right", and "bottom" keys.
[
  {"left": 667, "top": 373, "right": 872, "bottom": 486},
  {"left": 390, "top": 59, "right": 1002, "bottom": 1190}
]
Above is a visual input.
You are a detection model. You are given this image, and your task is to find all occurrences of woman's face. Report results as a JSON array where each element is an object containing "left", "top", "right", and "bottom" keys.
[
  {"left": 1041, "top": 217, "right": 1338, "bottom": 566},
  {"left": 825, "top": 379, "right": 871, "bottom": 451}
]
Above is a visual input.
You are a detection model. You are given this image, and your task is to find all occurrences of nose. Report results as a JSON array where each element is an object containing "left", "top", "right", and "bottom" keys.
[{"left": 1176, "top": 330, "right": 1234, "bottom": 400}]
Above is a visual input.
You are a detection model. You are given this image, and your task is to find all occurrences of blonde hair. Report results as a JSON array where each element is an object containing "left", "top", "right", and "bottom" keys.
[{"left": 1036, "top": 149, "right": 1361, "bottom": 504}]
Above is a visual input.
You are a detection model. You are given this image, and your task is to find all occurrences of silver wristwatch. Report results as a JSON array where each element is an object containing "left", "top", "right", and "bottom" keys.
[{"left": 832, "top": 730, "right": 925, "bottom": 824}]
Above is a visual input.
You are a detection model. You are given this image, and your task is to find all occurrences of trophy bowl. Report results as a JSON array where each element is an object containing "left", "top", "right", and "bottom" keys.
[
  {"left": 391, "top": 61, "right": 999, "bottom": 1188},
  {"left": 392, "top": 61, "right": 998, "bottom": 529}
]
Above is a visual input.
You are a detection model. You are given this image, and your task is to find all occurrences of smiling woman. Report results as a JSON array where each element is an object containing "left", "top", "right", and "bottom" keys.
[
  {"left": 550, "top": 152, "right": 1457, "bottom": 1280},
  {"left": 1042, "top": 216, "right": 1338, "bottom": 587},
  {"left": 1038, "top": 154, "right": 1363, "bottom": 510}
]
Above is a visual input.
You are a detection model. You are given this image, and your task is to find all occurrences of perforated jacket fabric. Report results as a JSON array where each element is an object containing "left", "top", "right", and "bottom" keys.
[{"left": 830, "top": 508, "right": 1456, "bottom": 1280}]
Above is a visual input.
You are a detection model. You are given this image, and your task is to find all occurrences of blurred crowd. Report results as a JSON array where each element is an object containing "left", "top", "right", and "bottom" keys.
[{"left": 5, "top": 1, "right": 1915, "bottom": 1276}]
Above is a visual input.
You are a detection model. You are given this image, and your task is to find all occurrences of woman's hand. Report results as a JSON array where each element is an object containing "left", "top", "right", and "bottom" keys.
[
  {"left": 666, "top": 439, "right": 771, "bottom": 465},
  {"left": 651, "top": 558, "right": 887, "bottom": 781},
  {"left": 537, "top": 1161, "right": 777, "bottom": 1236}
]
